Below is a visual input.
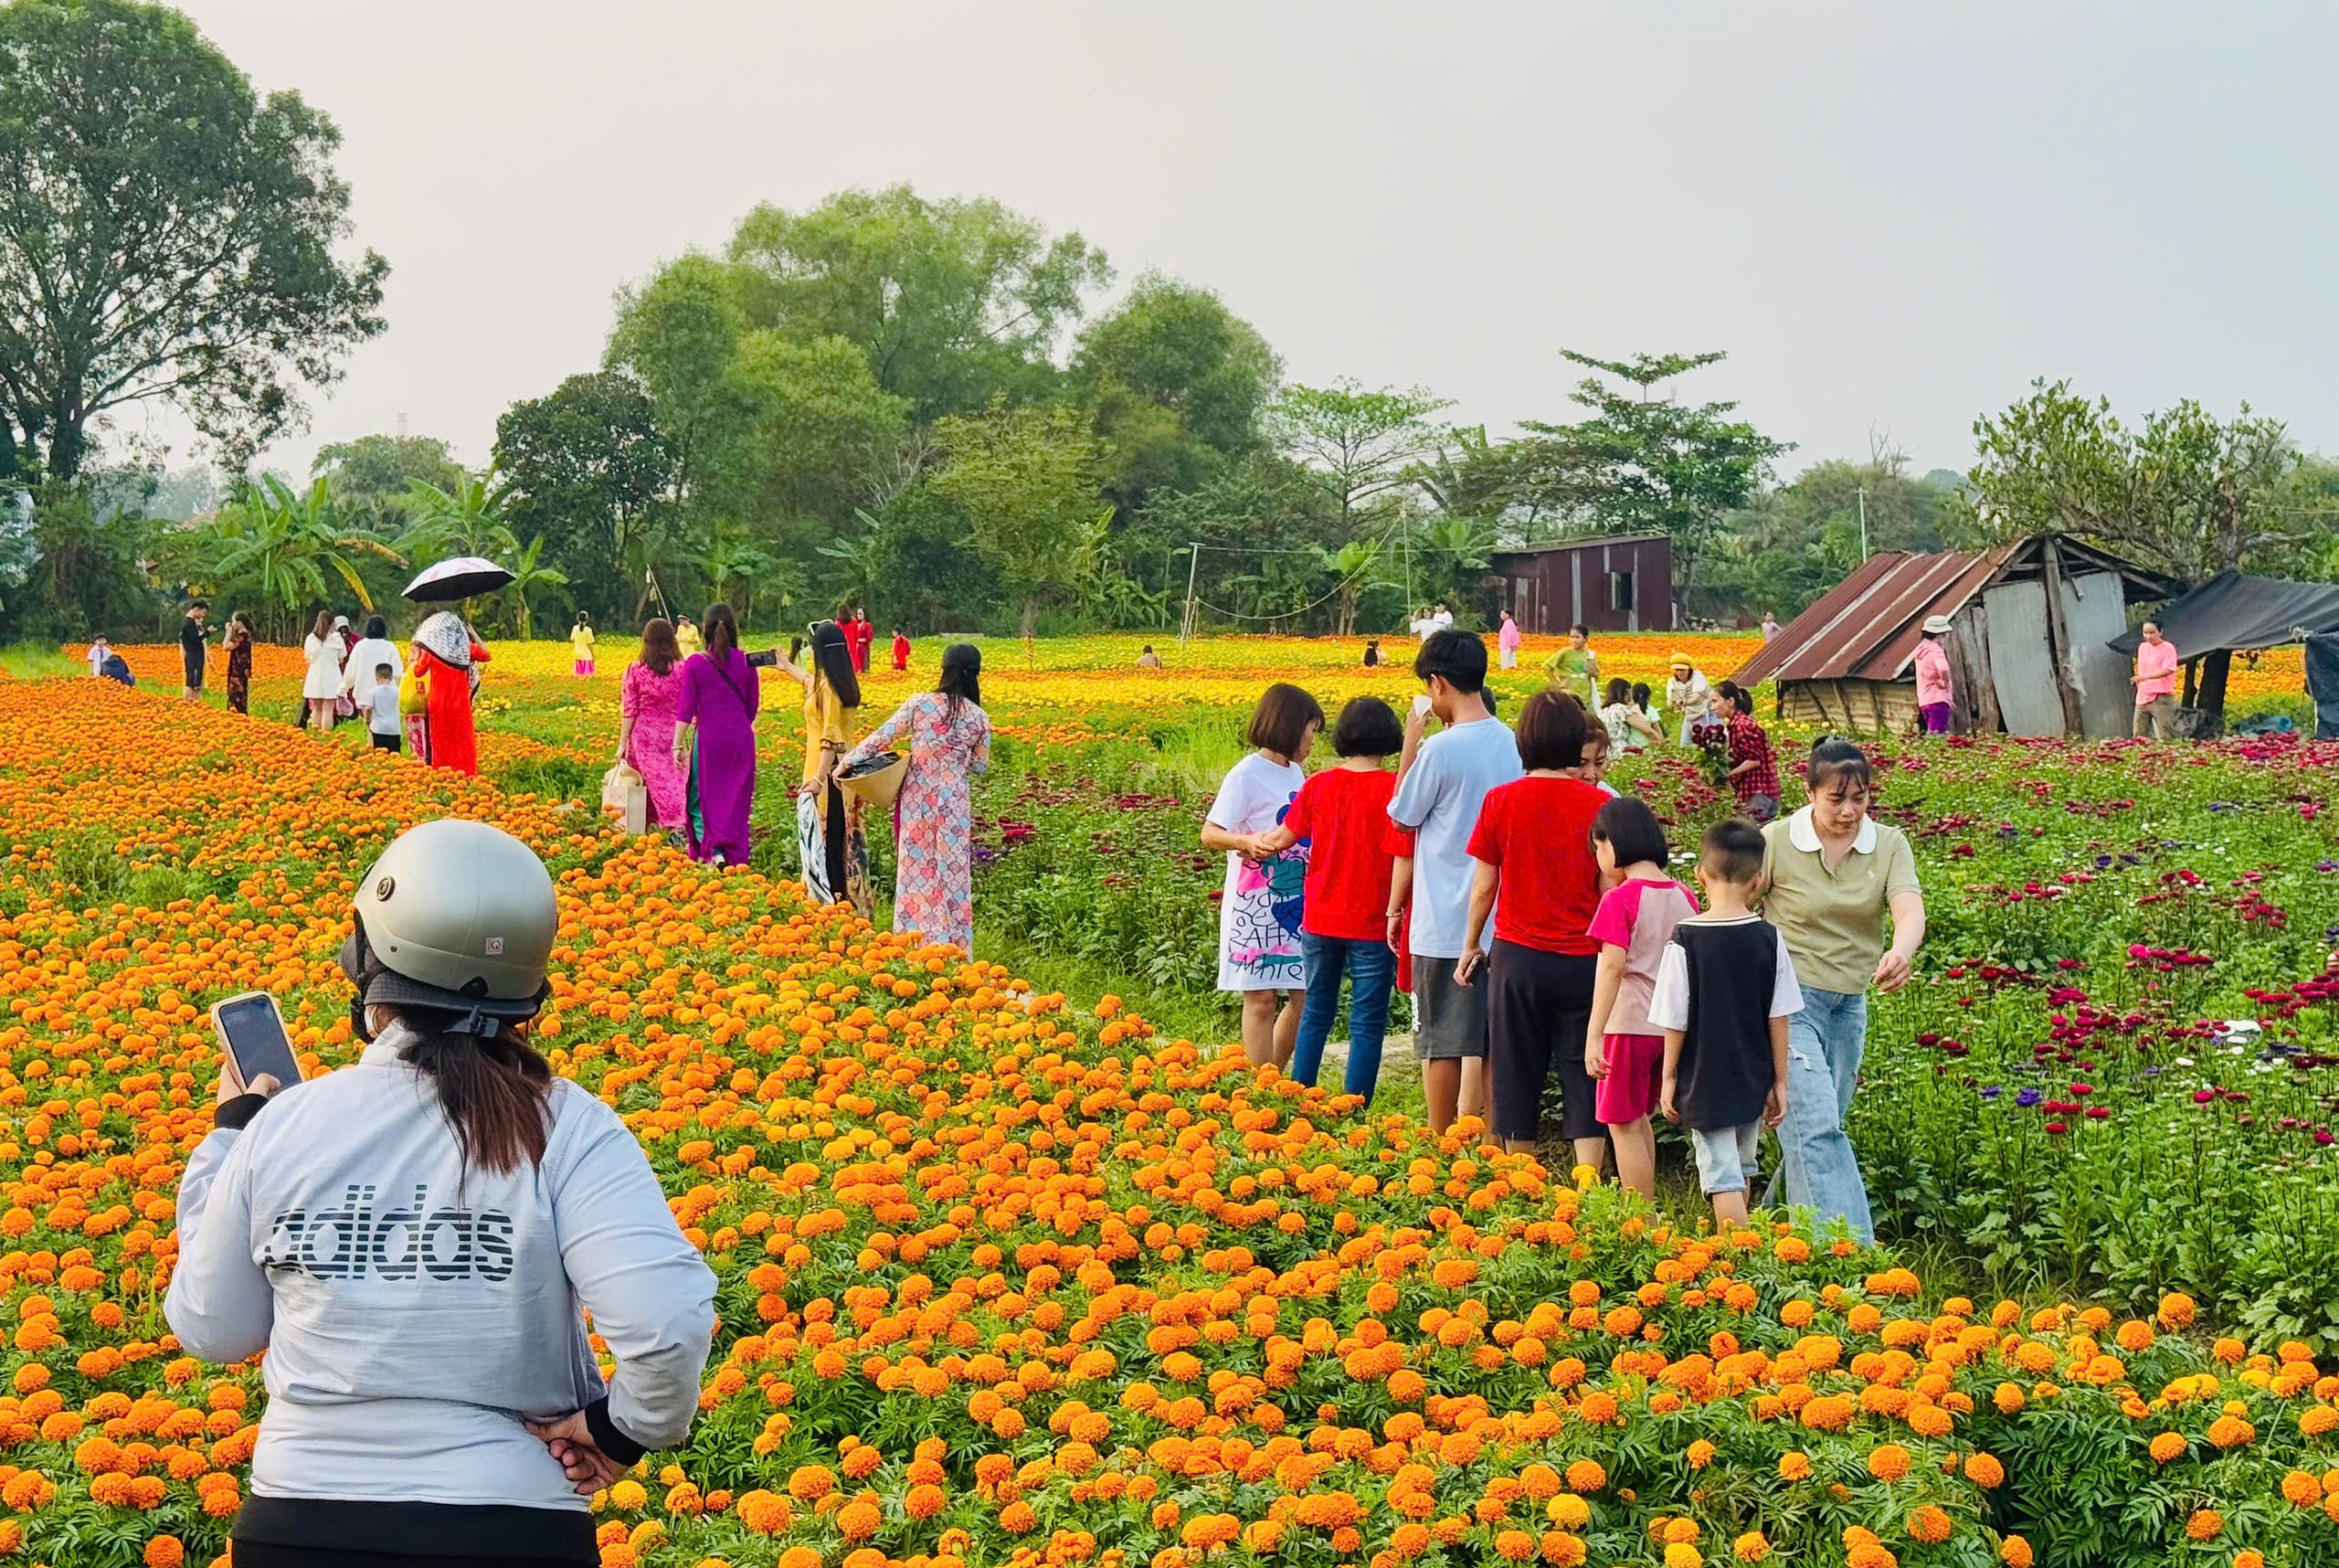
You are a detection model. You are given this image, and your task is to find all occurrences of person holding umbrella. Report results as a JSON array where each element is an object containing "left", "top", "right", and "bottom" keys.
[{"left": 400, "top": 557, "right": 511, "bottom": 776}]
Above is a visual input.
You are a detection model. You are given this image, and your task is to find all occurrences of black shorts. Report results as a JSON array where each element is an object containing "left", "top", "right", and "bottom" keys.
[
  {"left": 370, "top": 732, "right": 402, "bottom": 751},
  {"left": 1487, "top": 939, "right": 1601, "bottom": 1143},
  {"left": 184, "top": 665, "right": 204, "bottom": 691}
]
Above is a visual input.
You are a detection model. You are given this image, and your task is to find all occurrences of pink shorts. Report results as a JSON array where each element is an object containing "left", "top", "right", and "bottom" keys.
[{"left": 1595, "top": 1033, "right": 1664, "bottom": 1125}]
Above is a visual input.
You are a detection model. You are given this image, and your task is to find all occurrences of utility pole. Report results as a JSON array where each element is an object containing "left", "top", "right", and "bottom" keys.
[
  {"left": 1179, "top": 544, "right": 1201, "bottom": 643},
  {"left": 1857, "top": 486, "right": 1870, "bottom": 561}
]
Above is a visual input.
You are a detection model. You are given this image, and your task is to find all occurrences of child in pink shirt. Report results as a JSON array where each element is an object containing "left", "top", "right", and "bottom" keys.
[{"left": 1583, "top": 796, "right": 1699, "bottom": 1198}]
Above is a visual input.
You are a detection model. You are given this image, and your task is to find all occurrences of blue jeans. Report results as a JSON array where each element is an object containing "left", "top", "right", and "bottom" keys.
[
  {"left": 1773, "top": 986, "right": 1876, "bottom": 1243},
  {"left": 1288, "top": 932, "right": 1396, "bottom": 1102}
]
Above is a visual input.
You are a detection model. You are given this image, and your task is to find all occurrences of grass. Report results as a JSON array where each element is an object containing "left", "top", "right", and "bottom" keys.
[{"left": 0, "top": 642, "right": 81, "bottom": 680}]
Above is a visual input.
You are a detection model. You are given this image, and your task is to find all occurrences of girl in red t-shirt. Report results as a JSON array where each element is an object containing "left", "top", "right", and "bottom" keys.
[
  {"left": 1255, "top": 697, "right": 1403, "bottom": 1101},
  {"left": 1455, "top": 691, "right": 1609, "bottom": 1165}
]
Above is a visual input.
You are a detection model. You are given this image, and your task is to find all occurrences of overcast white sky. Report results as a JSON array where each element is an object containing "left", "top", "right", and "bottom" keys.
[{"left": 135, "top": 1, "right": 2339, "bottom": 484}]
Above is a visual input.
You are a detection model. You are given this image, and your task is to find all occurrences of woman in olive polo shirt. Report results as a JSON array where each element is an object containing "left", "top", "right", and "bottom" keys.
[{"left": 1759, "top": 738, "right": 1925, "bottom": 1243}]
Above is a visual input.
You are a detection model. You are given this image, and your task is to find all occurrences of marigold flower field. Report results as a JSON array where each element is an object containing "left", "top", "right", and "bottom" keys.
[{"left": 3, "top": 636, "right": 2337, "bottom": 1568}]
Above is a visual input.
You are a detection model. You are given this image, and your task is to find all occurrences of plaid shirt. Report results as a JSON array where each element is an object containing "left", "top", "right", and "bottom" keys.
[{"left": 1727, "top": 711, "right": 1778, "bottom": 806}]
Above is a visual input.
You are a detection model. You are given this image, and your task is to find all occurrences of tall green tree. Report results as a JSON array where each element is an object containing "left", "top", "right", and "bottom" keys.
[
  {"left": 1270, "top": 380, "right": 1451, "bottom": 534},
  {"left": 705, "top": 333, "right": 907, "bottom": 528},
  {"left": 1967, "top": 380, "right": 2302, "bottom": 581},
  {"left": 606, "top": 254, "right": 750, "bottom": 505},
  {"left": 0, "top": 0, "right": 386, "bottom": 480},
  {"left": 1513, "top": 350, "right": 1789, "bottom": 608},
  {"left": 312, "top": 435, "right": 465, "bottom": 535},
  {"left": 725, "top": 185, "right": 1110, "bottom": 424},
  {"left": 1072, "top": 273, "right": 1281, "bottom": 516},
  {"left": 493, "top": 371, "right": 678, "bottom": 625},
  {"left": 929, "top": 401, "right": 1109, "bottom": 636}
]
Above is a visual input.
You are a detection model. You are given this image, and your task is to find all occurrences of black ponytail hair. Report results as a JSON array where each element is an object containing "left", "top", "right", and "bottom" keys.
[
  {"left": 938, "top": 642, "right": 981, "bottom": 714},
  {"left": 810, "top": 620, "right": 861, "bottom": 708}
]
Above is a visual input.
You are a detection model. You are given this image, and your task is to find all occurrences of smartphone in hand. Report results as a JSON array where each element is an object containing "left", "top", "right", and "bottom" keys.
[{"left": 208, "top": 991, "right": 303, "bottom": 1094}]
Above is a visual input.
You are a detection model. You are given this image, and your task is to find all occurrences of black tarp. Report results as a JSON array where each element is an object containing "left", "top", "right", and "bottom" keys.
[
  {"left": 2310, "top": 633, "right": 2339, "bottom": 740},
  {"left": 2106, "top": 570, "right": 2339, "bottom": 659}
]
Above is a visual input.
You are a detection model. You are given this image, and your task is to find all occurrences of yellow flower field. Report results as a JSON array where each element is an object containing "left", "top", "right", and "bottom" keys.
[{"left": 1, "top": 659, "right": 2334, "bottom": 1568}]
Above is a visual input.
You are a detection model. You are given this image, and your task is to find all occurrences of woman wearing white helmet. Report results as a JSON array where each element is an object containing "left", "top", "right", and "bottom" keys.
[{"left": 166, "top": 819, "right": 717, "bottom": 1568}]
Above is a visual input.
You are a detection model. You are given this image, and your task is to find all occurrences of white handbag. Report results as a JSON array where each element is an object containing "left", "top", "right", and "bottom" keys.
[{"left": 600, "top": 762, "right": 649, "bottom": 836}]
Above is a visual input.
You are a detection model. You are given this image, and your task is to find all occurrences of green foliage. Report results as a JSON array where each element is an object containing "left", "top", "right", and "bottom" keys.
[
  {"left": 1701, "top": 451, "right": 1956, "bottom": 619},
  {"left": 2, "top": 482, "right": 155, "bottom": 641},
  {"left": 492, "top": 371, "right": 678, "bottom": 626},
  {"left": 1074, "top": 272, "right": 1281, "bottom": 516},
  {"left": 705, "top": 332, "right": 908, "bottom": 526},
  {"left": 165, "top": 473, "right": 403, "bottom": 634},
  {"left": 0, "top": 0, "right": 386, "bottom": 479},
  {"left": 312, "top": 435, "right": 465, "bottom": 534},
  {"left": 929, "top": 400, "right": 1113, "bottom": 636},
  {"left": 1270, "top": 379, "right": 1451, "bottom": 526},
  {"left": 1510, "top": 349, "right": 1792, "bottom": 604},
  {"left": 1967, "top": 379, "right": 2305, "bottom": 581},
  {"left": 725, "top": 185, "right": 1111, "bottom": 424}
]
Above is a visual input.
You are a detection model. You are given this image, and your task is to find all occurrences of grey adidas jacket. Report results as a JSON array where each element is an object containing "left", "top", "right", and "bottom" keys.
[{"left": 165, "top": 1025, "right": 717, "bottom": 1512}]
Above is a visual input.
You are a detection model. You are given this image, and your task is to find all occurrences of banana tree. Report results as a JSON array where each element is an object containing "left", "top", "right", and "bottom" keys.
[
  {"left": 495, "top": 534, "right": 570, "bottom": 637},
  {"left": 1318, "top": 538, "right": 1393, "bottom": 637},
  {"left": 400, "top": 473, "right": 519, "bottom": 567},
  {"left": 198, "top": 475, "right": 405, "bottom": 636}
]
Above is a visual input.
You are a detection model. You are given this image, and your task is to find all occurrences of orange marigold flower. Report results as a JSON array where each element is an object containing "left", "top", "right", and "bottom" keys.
[
  {"left": 1778, "top": 1451, "right": 1812, "bottom": 1483},
  {"left": 143, "top": 1538, "right": 185, "bottom": 1568},
  {"left": 1964, "top": 1453, "right": 2006, "bottom": 1489},
  {"left": 1999, "top": 1536, "right": 2033, "bottom": 1568},
  {"left": 1906, "top": 1505, "right": 1952, "bottom": 1544},
  {"left": 2207, "top": 1415, "right": 2254, "bottom": 1449},
  {"left": 1867, "top": 1444, "right": 1911, "bottom": 1482},
  {"left": 1563, "top": 1460, "right": 1605, "bottom": 1493},
  {"left": 2149, "top": 1432, "right": 2186, "bottom": 1464},
  {"left": 2184, "top": 1509, "right": 2221, "bottom": 1541}
]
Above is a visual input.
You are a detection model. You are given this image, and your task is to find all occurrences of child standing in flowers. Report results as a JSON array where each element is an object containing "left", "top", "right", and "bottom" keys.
[
  {"left": 1202, "top": 683, "right": 1323, "bottom": 1065},
  {"left": 1651, "top": 818, "right": 1802, "bottom": 1224},
  {"left": 1254, "top": 695, "right": 1403, "bottom": 1102},
  {"left": 1391, "top": 631, "right": 1520, "bottom": 1133},
  {"left": 1455, "top": 690, "right": 1608, "bottom": 1166},
  {"left": 1583, "top": 797, "right": 1698, "bottom": 1200}
]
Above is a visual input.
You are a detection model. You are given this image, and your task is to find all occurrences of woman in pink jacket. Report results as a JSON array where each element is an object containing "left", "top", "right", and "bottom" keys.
[{"left": 1914, "top": 615, "right": 1954, "bottom": 734}]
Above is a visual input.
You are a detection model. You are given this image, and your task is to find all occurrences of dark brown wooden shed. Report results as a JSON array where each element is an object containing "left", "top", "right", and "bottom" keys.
[{"left": 1487, "top": 535, "right": 1674, "bottom": 634}]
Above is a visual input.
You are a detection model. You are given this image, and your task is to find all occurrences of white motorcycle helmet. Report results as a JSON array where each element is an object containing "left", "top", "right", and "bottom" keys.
[{"left": 338, "top": 818, "right": 558, "bottom": 1037}]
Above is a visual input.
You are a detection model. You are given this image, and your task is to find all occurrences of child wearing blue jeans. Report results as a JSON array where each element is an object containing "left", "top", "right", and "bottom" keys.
[{"left": 1648, "top": 819, "right": 1802, "bottom": 1224}]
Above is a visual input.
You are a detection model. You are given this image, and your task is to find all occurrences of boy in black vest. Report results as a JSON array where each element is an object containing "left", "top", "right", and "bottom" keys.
[{"left": 1649, "top": 818, "right": 1803, "bottom": 1224}]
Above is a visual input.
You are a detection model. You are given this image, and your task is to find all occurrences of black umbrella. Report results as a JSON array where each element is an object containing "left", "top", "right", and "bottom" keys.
[{"left": 403, "top": 556, "right": 514, "bottom": 603}]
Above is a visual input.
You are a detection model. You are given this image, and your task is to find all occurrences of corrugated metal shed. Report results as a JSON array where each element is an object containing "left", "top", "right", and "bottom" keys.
[
  {"left": 1731, "top": 535, "right": 2172, "bottom": 689},
  {"left": 1730, "top": 545, "right": 2018, "bottom": 686}
]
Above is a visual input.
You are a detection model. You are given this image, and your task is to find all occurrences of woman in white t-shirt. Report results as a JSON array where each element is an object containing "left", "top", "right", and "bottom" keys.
[{"left": 1201, "top": 683, "right": 1324, "bottom": 1065}]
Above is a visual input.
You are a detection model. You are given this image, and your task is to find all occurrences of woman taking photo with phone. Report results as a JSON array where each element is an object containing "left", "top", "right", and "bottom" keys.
[{"left": 166, "top": 818, "right": 717, "bottom": 1568}]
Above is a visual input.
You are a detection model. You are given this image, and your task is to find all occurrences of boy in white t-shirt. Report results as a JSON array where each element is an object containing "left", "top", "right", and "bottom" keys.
[{"left": 365, "top": 663, "right": 403, "bottom": 753}]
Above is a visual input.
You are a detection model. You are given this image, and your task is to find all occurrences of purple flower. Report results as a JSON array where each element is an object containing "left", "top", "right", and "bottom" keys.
[
  {"left": 2317, "top": 860, "right": 2338, "bottom": 873},
  {"left": 1980, "top": 1086, "right": 2003, "bottom": 1099},
  {"left": 2016, "top": 1087, "right": 2044, "bottom": 1108}
]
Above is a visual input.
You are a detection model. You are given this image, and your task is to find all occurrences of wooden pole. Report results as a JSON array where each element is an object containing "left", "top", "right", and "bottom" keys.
[{"left": 2037, "top": 536, "right": 2085, "bottom": 736}]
